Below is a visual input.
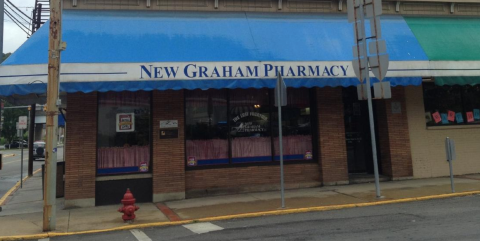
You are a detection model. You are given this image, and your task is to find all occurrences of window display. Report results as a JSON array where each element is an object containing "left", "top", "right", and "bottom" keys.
[
  {"left": 423, "top": 83, "right": 480, "bottom": 126},
  {"left": 97, "top": 91, "right": 151, "bottom": 175},
  {"left": 185, "top": 88, "right": 314, "bottom": 167}
]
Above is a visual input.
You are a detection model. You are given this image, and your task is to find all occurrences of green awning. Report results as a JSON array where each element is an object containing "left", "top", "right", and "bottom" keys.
[{"left": 405, "top": 17, "right": 480, "bottom": 85}]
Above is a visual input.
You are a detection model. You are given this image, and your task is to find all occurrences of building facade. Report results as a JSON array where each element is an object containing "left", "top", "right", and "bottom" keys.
[{"left": 1, "top": 0, "right": 480, "bottom": 207}]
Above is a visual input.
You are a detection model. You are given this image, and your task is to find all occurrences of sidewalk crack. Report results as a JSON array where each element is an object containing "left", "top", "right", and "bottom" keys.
[{"left": 332, "top": 190, "right": 369, "bottom": 202}]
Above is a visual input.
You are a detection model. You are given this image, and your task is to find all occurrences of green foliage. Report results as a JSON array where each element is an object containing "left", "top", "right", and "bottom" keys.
[
  {"left": 1, "top": 53, "right": 11, "bottom": 63},
  {"left": 1, "top": 102, "right": 28, "bottom": 144}
]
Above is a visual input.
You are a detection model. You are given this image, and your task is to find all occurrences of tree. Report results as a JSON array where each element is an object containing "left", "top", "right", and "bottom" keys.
[
  {"left": 1, "top": 53, "right": 11, "bottom": 63},
  {"left": 1, "top": 102, "right": 28, "bottom": 146}
]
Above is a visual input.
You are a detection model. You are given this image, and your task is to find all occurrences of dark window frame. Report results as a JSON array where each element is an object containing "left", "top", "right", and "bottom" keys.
[{"left": 185, "top": 88, "right": 318, "bottom": 170}]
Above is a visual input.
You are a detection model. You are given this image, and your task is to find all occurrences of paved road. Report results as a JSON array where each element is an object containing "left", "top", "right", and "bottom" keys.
[
  {"left": 0, "top": 147, "right": 63, "bottom": 200},
  {"left": 48, "top": 194, "right": 480, "bottom": 241}
]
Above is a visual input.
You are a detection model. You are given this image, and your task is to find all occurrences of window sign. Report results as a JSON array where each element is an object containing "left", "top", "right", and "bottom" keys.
[
  {"left": 456, "top": 113, "right": 464, "bottom": 123},
  {"left": 116, "top": 113, "right": 135, "bottom": 132},
  {"left": 441, "top": 113, "right": 449, "bottom": 124},
  {"left": 466, "top": 112, "right": 474, "bottom": 123},
  {"left": 432, "top": 112, "right": 441, "bottom": 123},
  {"left": 423, "top": 83, "right": 480, "bottom": 126}
]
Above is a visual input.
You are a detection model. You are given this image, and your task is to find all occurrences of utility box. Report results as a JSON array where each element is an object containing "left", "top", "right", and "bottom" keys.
[{"left": 42, "top": 162, "right": 65, "bottom": 198}]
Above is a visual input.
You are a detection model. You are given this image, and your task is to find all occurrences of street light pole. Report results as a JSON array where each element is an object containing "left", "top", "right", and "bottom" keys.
[{"left": 44, "top": 0, "right": 64, "bottom": 231}]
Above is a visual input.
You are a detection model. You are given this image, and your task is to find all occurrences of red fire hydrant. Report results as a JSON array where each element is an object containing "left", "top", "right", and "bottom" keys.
[{"left": 118, "top": 188, "right": 139, "bottom": 223}]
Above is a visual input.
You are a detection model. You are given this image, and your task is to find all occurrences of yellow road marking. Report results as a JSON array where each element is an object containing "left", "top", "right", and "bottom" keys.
[
  {"left": 0, "top": 168, "right": 42, "bottom": 206},
  {"left": 0, "top": 190, "right": 479, "bottom": 240}
]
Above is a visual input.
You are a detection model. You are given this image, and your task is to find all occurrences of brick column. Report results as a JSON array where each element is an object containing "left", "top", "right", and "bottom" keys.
[
  {"left": 64, "top": 92, "right": 97, "bottom": 208},
  {"left": 152, "top": 90, "right": 186, "bottom": 202},
  {"left": 316, "top": 87, "right": 349, "bottom": 185},
  {"left": 376, "top": 86, "right": 413, "bottom": 179}
]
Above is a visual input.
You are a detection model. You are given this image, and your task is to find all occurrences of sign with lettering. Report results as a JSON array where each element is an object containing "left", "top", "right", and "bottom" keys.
[
  {"left": 441, "top": 113, "right": 449, "bottom": 124},
  {"left": 447, "top": 111, "right": 455, "bottom": 122},
  {"left": 474, "top": 109, "right": 480, "bottom": 120},
  {"left": 231, "top": 112, "right": 268, "bottom": 133},
  {"left": 160, "top": 129, "right": 178, "bottom": 139},
  {"left": 160, "top": 120, "right": 178, "bottom": 129},
  {"left": 116, "top": 113, "right": 135, "bottom": 132},
  {"left": 456, "top": 113, "right": 464, "bottom": 123},
  {"left": 18, "top": 116, "right": 27, "bottom": 130},
  {"left": 432, "top": 112, "right": 441, "bottom": 123},
  {"left": 466, "top": 112, "right": 474, "bottom": 123}
]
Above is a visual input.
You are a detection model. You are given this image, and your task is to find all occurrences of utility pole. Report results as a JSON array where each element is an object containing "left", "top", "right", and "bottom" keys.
[
  {"left": 44, "top": 0, "right": 64, "bottom": 232},
  {"left": 0, "top": 0, "right": 4, "bottom": 58},
  {"left": 28, "top": 104, "right": 36, "bottom": 176}
]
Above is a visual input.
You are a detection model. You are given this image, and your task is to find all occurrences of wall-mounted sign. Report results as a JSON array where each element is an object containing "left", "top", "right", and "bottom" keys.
[
  {"left": 160, "top": 120, "right": 178, "bottom": 129},
  {"left": 160, "top": 129, "right": 178, "bottom": 139},
  {"left": 391, "top": 102, "right": 401, "bottom": 114},
  {"left": 116, "top": 113, "right": 135, "bottom": 132}
]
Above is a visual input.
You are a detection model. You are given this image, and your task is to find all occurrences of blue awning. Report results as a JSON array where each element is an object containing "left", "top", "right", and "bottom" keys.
[{"left": 0, "top": 10, "right": 428, "bottom": 96}]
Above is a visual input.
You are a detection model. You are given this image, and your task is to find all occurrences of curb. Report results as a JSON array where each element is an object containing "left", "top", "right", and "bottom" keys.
[
  {"left": 0, "top": 168, "right": 42, "bottom": 206},
  {"left": 1, "top": 190, "right": 479, "bottom": 240}
]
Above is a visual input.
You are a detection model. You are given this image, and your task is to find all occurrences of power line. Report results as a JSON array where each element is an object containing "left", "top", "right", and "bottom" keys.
[
  {"left": 5, "top": 0, "right": 32, "bottom": 21},
  {"left": 4, "top": 1, "right": 31, "bottom": 25},
  {"left": 4, "top": 9, "right": 31, "bottom": 36}
]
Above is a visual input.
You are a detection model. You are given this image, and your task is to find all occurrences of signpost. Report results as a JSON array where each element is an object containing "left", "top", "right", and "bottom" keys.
[
  {"left": 275, "top": 72, "right": 287, "bottom": 208},
  {"left": 18, "top": 116, "right": 27, "bottom": 188},
  {"left": 445, "top": 137, "right": 456, "bottom": 193},
  {"left": 348, "top": 0, "right": 389, "bottom": 198}
]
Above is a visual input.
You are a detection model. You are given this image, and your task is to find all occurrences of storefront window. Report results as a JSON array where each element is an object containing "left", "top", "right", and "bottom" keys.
[
  {"left": 186, "top": 90, "right": 229, "bottom": 166},
  {"left": 423, "top": 82, "right": 480, "bottom": 126},
  {"left": 230, "top": 89, "right": 272, "bottom": 163},
  {"left": 97, "top": 91, "right": 151, "bottom": 175},
  {"left": 185, "top": 88, "right": 314, "bottom": 167},
  {"left": 272, "top": 88, "right": 313, "bottom": 161}
]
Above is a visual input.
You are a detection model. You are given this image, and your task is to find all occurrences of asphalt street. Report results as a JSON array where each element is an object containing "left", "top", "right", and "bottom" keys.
[
  {"left": 48, "top": 194, "right": 480, "bottom": 241},
  {"left": 0, "top": 146, "right": 63, "bottom": 200}
]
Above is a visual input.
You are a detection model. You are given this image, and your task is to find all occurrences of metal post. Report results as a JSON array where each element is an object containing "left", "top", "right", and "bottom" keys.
[
  {"left": 44, "top": 0, "right": 63, "bottom": 232},
  {"left": 276, "top": 78, "right": 285, "bottom": 208},
  {"left": 20, "top": 129, "right": 24, "bottom": 188},
  {"left": 28, "top": 104, "right": 36, "bottom": 176},
  {"left": 448, "top": 159, "right": 455, "bottom": 193},
  {"left": 359, "top": 6, "right": 382, "bottom": 198}
]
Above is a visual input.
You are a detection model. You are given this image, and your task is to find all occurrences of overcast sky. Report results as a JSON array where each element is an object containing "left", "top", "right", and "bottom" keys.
[{"left": 3, "top": 0, "right": 36, "bottom": 53}]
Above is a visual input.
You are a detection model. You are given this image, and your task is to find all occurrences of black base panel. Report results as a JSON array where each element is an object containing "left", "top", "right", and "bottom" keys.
[{"left": 95, "top": 178, "right": 152, "bottom": 206}]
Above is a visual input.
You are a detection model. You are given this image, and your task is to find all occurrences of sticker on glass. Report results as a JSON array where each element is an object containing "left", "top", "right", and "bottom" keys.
[
  {"left": 116, "top": 113, "right": 135, "bottom": 132},
  {"left": 304, "top": 151, "right": 313, "bottom": 160},
  {"left": 187, "top": 156, "right": 197, "bottom": 166},
  {"left": 139, "top": 161, "right": 148, "bottom": 172}
]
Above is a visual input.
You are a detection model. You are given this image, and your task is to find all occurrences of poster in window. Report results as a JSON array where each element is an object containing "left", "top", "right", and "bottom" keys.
[
  {"left": 304, "top": 151, "right": 313, "bottom": 160},
  {"left": 231, "top": 112, "right": 268, "bottom": 134},
  {"left": 139, "top": 161, "right": 148, "bottom": 172},
  {"left": 425, "top": 112, "right": 432, "bottom": 123},
  {"left": 474, "top": 109, "right": 480, "bottom": 120},
  {"left": 441, "top": 113, "right": 449, "bottom": 124},
  {"left": 447, "top": 111, "right": 455, "bottom": 122},
  {"left": 456, "top": 113, "right": 464, "bottom": 123},
  {"left": 466, "top": 112, "right": 474, "bottom": 123},
  {"left": 187, "top": 156, "right": 197, "bottom": 166},
  {"left": 432, "top": 112, "right": 441, "bottom": 123},
  {"left": 116, "top": 113, "right": 135, "bottom": 132}
]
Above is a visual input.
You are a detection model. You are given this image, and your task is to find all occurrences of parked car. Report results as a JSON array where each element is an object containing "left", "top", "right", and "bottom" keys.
[
  {"left": 33, "top": 141, "right": 46, "bottom": 160},
  {"left": 4, "top": 140, "right": 27, "bottom": 149}
]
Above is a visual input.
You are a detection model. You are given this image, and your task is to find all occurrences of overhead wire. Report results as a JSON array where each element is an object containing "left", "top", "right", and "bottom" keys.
[
  {"left": 4, "top": 1, "right": 31, "bottom": 24},
  {"left": 5, "top": 0, "right": 32, "bottom": 21},
  {"left": 4, "top": 9, "right": 31, "bottom": 37}
]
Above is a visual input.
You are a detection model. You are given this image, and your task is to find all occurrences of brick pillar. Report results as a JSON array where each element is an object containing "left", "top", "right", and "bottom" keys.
[
  {"left": 376, "top": 86, "right": 413, "bottom": 179},
  {"left": 316, "top": 87, "right": 349, "bottom": 185},
  {"left": 152, "top": 90, "right": 186, "bottom": 202},
  {"left": 64, "top": 92, "right": 97, "bottom": 208}
]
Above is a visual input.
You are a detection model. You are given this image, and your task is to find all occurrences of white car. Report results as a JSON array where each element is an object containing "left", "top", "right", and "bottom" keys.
[{"left": 33, "top": 141, "right": 46, "bottom": 160}]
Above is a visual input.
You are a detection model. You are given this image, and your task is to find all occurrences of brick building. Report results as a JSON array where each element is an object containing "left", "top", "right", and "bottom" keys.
[{"left": 1, "top": 0, "right": 480, "bottom": 207}]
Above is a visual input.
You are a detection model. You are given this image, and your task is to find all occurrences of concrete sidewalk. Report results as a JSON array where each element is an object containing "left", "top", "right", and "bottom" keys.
[{"left": 0, "top": 172, "right": 479, "bottom": 239}]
